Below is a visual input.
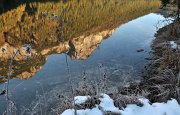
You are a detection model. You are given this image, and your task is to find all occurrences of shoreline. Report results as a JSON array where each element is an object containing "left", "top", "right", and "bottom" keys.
[{"left": 142, "top": 20, "right": 180, "bottom": 103}]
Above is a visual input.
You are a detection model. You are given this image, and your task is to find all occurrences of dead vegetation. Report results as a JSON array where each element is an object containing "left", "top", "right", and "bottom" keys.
[
  {"left": 55, "top": 70, "right": 146, "bottom": 115},
  {"left": 143, "top": 20, "right": 180, "bottom": 103}
]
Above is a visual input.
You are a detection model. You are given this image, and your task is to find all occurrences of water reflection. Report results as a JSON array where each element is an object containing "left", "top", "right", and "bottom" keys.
[
  {"left": 0, "top": 0, "right": 160, "bottom": 82},
  {"left": 0, "top": 13, "right": 167, "bottom": 114},
  {"left": 0, "top": 0, "right": 162, "bottom": 114}
]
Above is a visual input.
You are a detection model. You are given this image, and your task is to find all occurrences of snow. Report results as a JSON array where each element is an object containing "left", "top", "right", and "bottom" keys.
[
  {"left": 61, "top": 106, "right": 102, "bottom": 115},
  {"left": 61, "top": 94, "right": 180, "bottom": 115},
  {"left": 62, "top": 109, "right": 74, "bottom": 115},
  {"left": 74, "top": 96, "right": 90, "bottom": 105},
  {"left": 121, "top": 98, "right": 180, "bottom": 115},
  {"left": 99, "top": 94, "right": 121, "bottom": 114},
  {"left": 170, "top": 41, "right": 179, "bottom": 49}
]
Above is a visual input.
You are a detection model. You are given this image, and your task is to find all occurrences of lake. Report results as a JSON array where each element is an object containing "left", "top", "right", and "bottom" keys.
[{"left": 0, "top": 0, "right": 166, "bottom": 114}]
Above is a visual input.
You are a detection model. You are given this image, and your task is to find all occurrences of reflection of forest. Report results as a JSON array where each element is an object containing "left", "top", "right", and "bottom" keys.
[
  {"left": 0, "top": 0, "right": 160, "bottom": 83},
  {"left": 0, "top": 0, "right": 61, "bottom": 13},
  {"left": 0, "top": 0, "right": 160, "bottom": 49}
]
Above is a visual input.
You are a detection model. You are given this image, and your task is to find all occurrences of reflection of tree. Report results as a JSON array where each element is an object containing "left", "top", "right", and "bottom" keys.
[
  {"left": 0, "top": 0, "right": 161, "bottom": 83},
  {"left": 0, "top": 0, "right": 160, "bottom": 50},
  {"left": 0, "top": 0, "right": 61, "bottom": 14}
]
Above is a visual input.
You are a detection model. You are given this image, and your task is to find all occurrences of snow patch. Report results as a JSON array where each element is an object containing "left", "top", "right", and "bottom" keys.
[
  {"left": 74, "top": 96, "right": 90, "bottom": 105},
  {"left": 170, "top": 41, "right": 179, "bottom": 49},
  {"left": 61, "top": 106, "right": 102, "bottom": 115},
  {"left": 99, "top": 94, "right": 121, "bottom": 114},
  {"left": 61, "top": 94, "right": 180, "bottom": 115}
]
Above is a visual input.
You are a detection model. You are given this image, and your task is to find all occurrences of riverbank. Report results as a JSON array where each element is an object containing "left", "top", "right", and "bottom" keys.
[
  {"left": 141, "top": 2, "right": 180, "bottom": 103},
  {"left": 142, "top": 20, "right": 180, "bottom": 103},
  {"left": 61, "top": 93, "right": 180, "bottom": 115}
]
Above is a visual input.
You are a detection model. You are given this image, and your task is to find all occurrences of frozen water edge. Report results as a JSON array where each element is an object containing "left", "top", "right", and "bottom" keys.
[{"left": 61, "top": 94, "right": 180, "bottom": 115}]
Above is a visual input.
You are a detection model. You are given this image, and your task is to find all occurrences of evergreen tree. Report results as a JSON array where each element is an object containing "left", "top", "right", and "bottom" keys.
[{"left": 161, "top": 0, "right": 170, "bottom": 6}]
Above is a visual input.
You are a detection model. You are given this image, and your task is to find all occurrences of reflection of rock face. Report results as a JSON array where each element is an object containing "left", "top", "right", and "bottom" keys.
[
  {"left": 40, "top": 42, "right": 69, "bottom": 55},
  {"left": 0, "top": 29, "right": 115, "bottom": 82},
  {"left": 0, "top": 0, "right": 161, "bottom": 84},
  {"left": 0, "top": 54, "right": 46, "bottom": 83},
  {"left": 0, "top": 43, "right": 36, "bottom": 61},
  {"left": 40, "top": 29, "right": 115, "bottom": 60},
  {"left": 0, "top": 29, "right": 114, "bottom": 61},
  {"left": 68, "top": 29, "right": 115, "bottom": 60},
  {"left": 17, "top": 66, "right": 42, "bottom": 79}
]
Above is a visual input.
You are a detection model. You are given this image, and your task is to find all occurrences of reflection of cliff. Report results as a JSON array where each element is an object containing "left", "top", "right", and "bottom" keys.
[
  {"left": 0, "top": 29, "right": 114, "bottom": 83},
  {"left": 0, "top": 43, "right": 42, "bottom": 82},
  {"left": 0, "top": 0, "right": 161, "bottom": 50},
  {"left": 17, "top": 66, "right": 42, "bottom": 79},
  {"left": 0, "top": 54, "right": 46, "bottom": 83},
  {"left": 0, "top": 0, "right": 161, "bottom": 83},
  {"left": 0, "top": 43, "right": 36, "bottom": 61},
  {"left": 68, "top": 29, "right": 115, "bottom": 60},
  {"left": 40, "top": 29, "right": 115, "bottom": 60}
]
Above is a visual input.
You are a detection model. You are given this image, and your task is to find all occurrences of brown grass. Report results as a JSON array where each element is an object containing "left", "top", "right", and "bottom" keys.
[{"left": 143, "top": 21, "right": 180, "bottom": 103}]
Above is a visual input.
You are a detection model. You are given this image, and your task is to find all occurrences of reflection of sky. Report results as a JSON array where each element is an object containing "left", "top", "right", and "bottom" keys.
[
  {"left": 90, "top": 13, "right": 165, "bottom": 65},
  {"left": 0, "top": 13, "right": 166, "bottom": 114}
]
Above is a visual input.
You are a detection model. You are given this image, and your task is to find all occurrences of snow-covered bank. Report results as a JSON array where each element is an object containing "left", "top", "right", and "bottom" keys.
[{"left": 61, "top": 94, "right": 180, "bottom": 115}]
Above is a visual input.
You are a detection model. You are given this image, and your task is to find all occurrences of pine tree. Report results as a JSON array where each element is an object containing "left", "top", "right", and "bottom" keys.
[{"left": 161, "top": 0, "right": 170, "bottom": 6}]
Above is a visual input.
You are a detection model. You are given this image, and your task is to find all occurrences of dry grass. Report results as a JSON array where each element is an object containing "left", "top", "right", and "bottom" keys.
[{"left": 143, "top": 21, "right": 180, "bottom": 103}]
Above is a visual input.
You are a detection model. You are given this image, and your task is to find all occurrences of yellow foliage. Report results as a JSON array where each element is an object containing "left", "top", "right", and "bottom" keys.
[{"left": 0, "top": 0, "right": 161, "bottom": 50}]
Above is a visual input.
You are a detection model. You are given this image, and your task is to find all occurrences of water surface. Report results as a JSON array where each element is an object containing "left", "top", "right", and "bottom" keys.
[{"left": 0, "top": 13, "right": 167, "bottom": 114}]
